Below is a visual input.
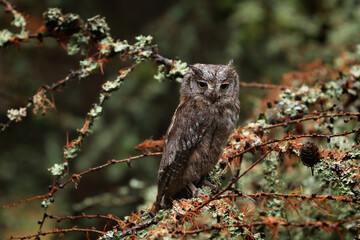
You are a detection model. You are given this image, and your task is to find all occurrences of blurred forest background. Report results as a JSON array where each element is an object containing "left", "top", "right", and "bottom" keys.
[{"left": 1, "top": 0, "right": 360, "bottom": 238}]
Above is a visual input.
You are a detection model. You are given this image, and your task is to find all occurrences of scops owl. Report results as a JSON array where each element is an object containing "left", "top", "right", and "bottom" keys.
[{"left": 155, "top": 60, "right": 240, "bottom": 210}]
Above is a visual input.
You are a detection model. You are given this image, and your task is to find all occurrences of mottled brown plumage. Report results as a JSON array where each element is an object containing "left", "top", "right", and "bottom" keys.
[{"left": 155, "top": 61, "right": 240, "bottom": 210}]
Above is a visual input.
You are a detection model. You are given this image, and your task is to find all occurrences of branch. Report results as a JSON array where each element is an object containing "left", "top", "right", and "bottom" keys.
[
  {"left": 9, "top": 227, "right": 105, "bottom": 240},
  {"left": 2, "top": 152, "right": 162, "bottom": 209},
  {"left": 190, "top": 149, "right": 272, "bottom": 213},
  {"left": 216, "top": 192, "right": 360, "bottom": 205},
  {"left": 239, "top": 81, "right": 295, "bottom": 90},
  {"left": 180, "top": 216, "right": 360, "bottom": 235}
]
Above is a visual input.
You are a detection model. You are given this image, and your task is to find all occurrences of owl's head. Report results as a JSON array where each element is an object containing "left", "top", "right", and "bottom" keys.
[{"left": 180, "top": 60, "right": 239, "bottom": 104}]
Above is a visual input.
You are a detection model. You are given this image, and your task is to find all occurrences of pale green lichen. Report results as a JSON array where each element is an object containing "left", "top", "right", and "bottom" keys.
[
  {"left": 277, "top": 88, "right": 309, "bottom": 116},
  {"left": 48, "top": 162, "right": 68, "bottom": 176},
  {"left": 98, "top": 93, "right": 106, "bottom": 104},
  {"left": 0, "top": 29, "right": 13, "bottom": 47},
  {"left": 247, "top": 119, "right": 271, "bottom": 132},
  {"left": 298, "top": 85, "right": 322, "bottom": 104},
  {"left": 99, "top": 37, "right": 114, "bottom": 55},
  {"left": 113, "top": 40, "right": 129, "bottom": 53},
  {"left": 266, "top": 198, "right": 285, "bottom": 218},
  {"left": 278, "top": 98, "right": 308, "bottom": 116},
  {"left": 62, "top": 13, "right": 81, "bottom": 35},
  {"left": 129, "top": 35, "right": 155, "bottom": 63},
  {"left": 324, "top": 81, "right": 343, "bottom": 99},
  {"left": 134, "top": 35, "right": 153, "bottom": 48},
  {"left": 100, "top": 231, "right": 115, "bottom": 239},
  {"left": 118, "top": 68, "right": 131, "bottom": 79},
  {"left": 80, "top": 58, "right": 99, "bottom": 77},
  {"left": 169, "top": 60, "right": 188, "bottom": 82},
  {"left": 170, "top": 60, "right": 188, "bottom": 75},
  {"left": 101, "top": 70, "right": 130, "bottom": 92},
  {"left": 154, "top": 60, "right": 189, "bottom": 82},
  {"left": 64, "top": 145, "right": 79, "bottom": 159},
  {"left": 154, "top": 65, "right": 167, "bottom": 82},
  {"left": 133, "top": 52, "right": 150, "bottom": 64},
  {"left": 43, "top": 8, "right": 81, "bottom": 34},
  {"left": 88, "top": 104, "right": 103, "bottom": 117},
  {"left": 348, "top": 148, "right": 360, "bottom": 159},
  {"left": 85, "top": 15, "right": 110, "bottom": 40},
  {"left": 11, "top": 12, "right": 27, "bottom": 29},
  {"left": 67, "top": 34, "right": 89, "bottom": 55},
  {"left": 16, "top": 29, "right": 28, "bottom": 39},
  {"left": 41, "top": 199, "right": 52, "bottom": 208},
  {"left": 102, "top": 81, "right": 121, "bottom": 92},
  {"left": 349, "top": 65, "right": 360, "bottom": 78},
  {"left": 43, "top": 8, "right": 64, "bottom": 30},
  {"left": 7, "top": 107, "right": 27, "bottom": 122},
  {"left": 138, "top": 49, "right": 152, "bottom": 58},
  {"left": 263, "top": 152, "right": 282, "bottom": 193},
  {"left": 315, "top": 158, "right": 357, "bottom": 198}
]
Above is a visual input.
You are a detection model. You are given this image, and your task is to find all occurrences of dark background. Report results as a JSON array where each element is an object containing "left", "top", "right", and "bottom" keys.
[{"left": 1, "top": 0, "right": 360, "bottom": 238}]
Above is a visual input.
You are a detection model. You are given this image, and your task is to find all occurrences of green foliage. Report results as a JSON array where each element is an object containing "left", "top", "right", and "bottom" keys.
[
  {"left": 96, "top": 56, "right": 360, "bottom": 239},
  {"left": 1, "top": 1, "right": 360, "bottom": 240}
]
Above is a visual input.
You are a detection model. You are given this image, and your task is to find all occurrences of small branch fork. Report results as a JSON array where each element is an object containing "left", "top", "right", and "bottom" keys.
[
  {"left": 47, "top": 213, "right": 120, "bottom": 223},
  {"left": 230, "top": 127, "right": 360, "bottom": 160},
  {"left": 118, "top": 210, "right": 360, "bottom": 238},
  {"left": 239, "top": 81, "right": 295, "bottom": 90},
  {"left": 3, "top": 111, "right": 359, "bottom": 238},
  {"left": 179, "top": 215, "right": 360, "bottom": 235},
  {"left": 261, "top": 112, "right": 360, "bottom": 132},
  {"left": 9, "top": 227, "right": 106, "bottom": 240},
  {"left": 2, "top": 1, "right": 360, "bottom": 239},
  {"left": 0, "top": 51, "right": 174, "bottom": 132},
  {"left": 2, "top": 152, "right": 162, "bottom": 209},
  {"left": 115, "top": 145, "right": 360, "bottom": 238},
  {"left": 10, "top": 214, "right": 358, "bottom": 239},
  {"left": 190, "top": 149, "right": 272, "bottom": 213}
]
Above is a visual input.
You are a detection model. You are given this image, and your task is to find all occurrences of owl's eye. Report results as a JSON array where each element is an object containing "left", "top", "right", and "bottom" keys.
[
  {"left": 220, "top": 83, "right": 229, "bottom": 90},
  {"left": 197, "top": 81, "right": 207, "bottom": 88}
]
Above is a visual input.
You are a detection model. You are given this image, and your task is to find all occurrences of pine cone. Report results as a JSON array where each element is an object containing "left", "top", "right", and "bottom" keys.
[{"left": 300, "top": 142, "right": 320, "bottom": 167}]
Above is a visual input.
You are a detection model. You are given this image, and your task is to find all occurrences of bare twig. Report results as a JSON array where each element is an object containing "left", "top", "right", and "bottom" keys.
[{"left": 2, "top": 152, "right": 162, "bottom": 209}]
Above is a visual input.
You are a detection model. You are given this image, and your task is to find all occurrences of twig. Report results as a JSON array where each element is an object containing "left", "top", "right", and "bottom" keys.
[
  {"left": 47, "top": 212, "right": 121, "bottom": 223},
  {"left": 9, "top": 227, "right": 105, "bottom": 240},
  {"left": 190, "top": 149, "right": 272, "bottom": 212},
  {"left": 261, "top": 112, "right": 360, "bottom": 131},
  {"left": 216, "top": 192, "right": 360, "bottom": 204},
  {"left": 120, "top": 217, "right": 158, "bottom": 237},
  {"left": 231, "top": 128, "right": 360, "bottom": 159},
  {"left": 240, "top": 82, "right": 295, "bottom": 90},
  {"left": 180, "top": 216, "right": 360, "bottom": 235},
  {"left": 2, "top": 152, "right": 162, "bottom": 209}
]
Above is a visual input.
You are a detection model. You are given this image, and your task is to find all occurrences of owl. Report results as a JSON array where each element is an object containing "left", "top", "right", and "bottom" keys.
[{"left": 154, "top": 60, "right": 240, "bottom": 210}]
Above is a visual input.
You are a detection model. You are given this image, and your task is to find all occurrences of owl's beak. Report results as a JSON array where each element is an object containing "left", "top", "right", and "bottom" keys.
[{"left": 209, "top": 92, "right": 219, "bottom": 103}]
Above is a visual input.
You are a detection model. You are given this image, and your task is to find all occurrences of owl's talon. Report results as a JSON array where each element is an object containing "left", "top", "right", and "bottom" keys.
[
  {"left": 195, "top": 189, "right": 208, "bottom": 198},
  {"left": 153, "top": 201, "right": 163, "bottom": 211},
  {"left": 188, "top": 182, "right": 208, "bottom": 198}
]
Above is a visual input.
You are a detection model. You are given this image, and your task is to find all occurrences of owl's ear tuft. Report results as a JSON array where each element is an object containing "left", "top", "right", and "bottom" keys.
[
  {"left": 226, "top": 59, "right": 234, "bottom": 68},
  {"left": 189, "top": 65, "right": 203, "bottom": 76}
]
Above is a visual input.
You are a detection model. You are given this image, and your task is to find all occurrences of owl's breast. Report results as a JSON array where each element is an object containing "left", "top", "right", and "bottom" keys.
[
  {"left": 212, "top": 104, "right": 239, "bottom": 136},
  {"left": 182, "top": 104, "right": 238, "bottom": 184}
]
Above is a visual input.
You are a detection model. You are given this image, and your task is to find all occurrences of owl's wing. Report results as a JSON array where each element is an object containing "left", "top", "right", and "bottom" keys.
[{"left": 156, "top": 100, "right": 208, "bottom": 202}]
